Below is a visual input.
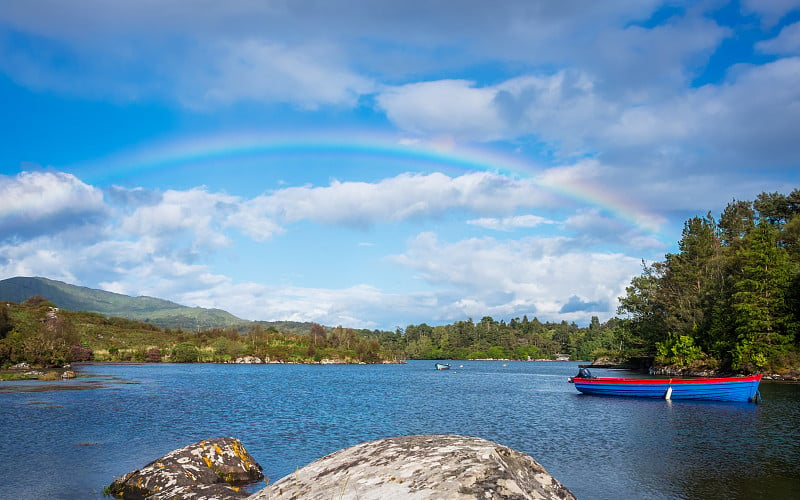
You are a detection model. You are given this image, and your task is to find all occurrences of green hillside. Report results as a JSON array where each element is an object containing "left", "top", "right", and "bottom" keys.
[
  {"left": 0, "top": 277, "right": 244, "bottom": 330},
  {"left": 0, "top": 298, "right": 396, "bottom": 370}
]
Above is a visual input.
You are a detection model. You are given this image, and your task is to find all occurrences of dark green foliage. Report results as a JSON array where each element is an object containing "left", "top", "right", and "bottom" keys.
[
  {"left": 170, "top": 342, "right": 199, "bottom": 363},
  {"left": 0, "top": 305, "right": 12, "bottom": 339},
  {"left": 753, "top": 192, "right": 792, "bottom": 225},
  {"left": 0, "top": 301, "right": 79, "bottom": 367},
  {"left": 730, "top": 222, "right": 794, "bottom": 369},
  {"left": 656, "top": 334, "right": 703, "bottom": 367},
  {"left": 719, "top": 199, "right": 755, "bottom": 246},
  {"left": 396, "top": 315, "right": 618, "bottom": 361},
  {"left": 619, "top": 190, "right": 800, "bottom": 373}
]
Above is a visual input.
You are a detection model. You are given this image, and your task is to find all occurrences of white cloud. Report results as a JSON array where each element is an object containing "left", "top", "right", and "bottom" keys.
[
  {"left": 757, "top": 21, "right": 800, "bottom": 55},
  {"left": 377, "top": 72, "right": 613, "bottom": 149},
  {"left": 390, "top": 231, "right": 642, "bottom": 324},
  {"left": 742, "top": 0, "right": 800, "bottom": 26},
  {"left": 234, "top": 172, "right": 554, "bottom": 236},
  {"left": 376, "top": 80, "right": 505, "bottom": 141},
  {"left": 119, "top": 188, "right": 237, "bottom": 250},
  {"left": 379, "top": 47, "right": 800, "bottom": 174},
  {"left": 0, "top": 237, "right": 77, "bottom": 283},
  {"left": 467, "top": 215, "right": 555, "bottom": 231},
  {"left": 0, "top": 171, "right": 106, "bottom": 239},
  {"left": 177, "top": 281, "right": 410, "bottom": 329},
  {"left": 563, "top": 209, "right": 665, "bottom": 250},
  {"left": 189, "top": 40, "right": 376, "bottom": 109},
  {"left": 678, "top": 57, "right": 800, "bottom": 167}
]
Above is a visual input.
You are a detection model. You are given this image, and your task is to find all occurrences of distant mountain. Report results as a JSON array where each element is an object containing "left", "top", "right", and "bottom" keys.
[{"left": 0, "top": 276, "right": 244, "bottom": 330}]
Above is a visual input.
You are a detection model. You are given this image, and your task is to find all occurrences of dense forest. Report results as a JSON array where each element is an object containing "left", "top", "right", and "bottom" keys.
[
  {"left": 2, "top": 191, "right": 797, "bottom": 376},
  {"left": 375, "top": 315, "right": 620, "bottom": 363},
  {"left": 618, "top": 190, "right": 800, "bottom": 373}
]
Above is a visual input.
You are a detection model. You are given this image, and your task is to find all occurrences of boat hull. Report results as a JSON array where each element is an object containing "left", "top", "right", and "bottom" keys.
[
  {"left": 571, "top": 374, "right": 762, "bottom": 402},
  {"left": 435, "top": 363, "right": 450, "bottom": 370}
]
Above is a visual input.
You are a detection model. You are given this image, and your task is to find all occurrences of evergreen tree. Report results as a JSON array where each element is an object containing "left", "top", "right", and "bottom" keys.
[
  {"left": 719, "top": 199, "right": 755, "bottom": 247},
  {"left": 660, "top": 215, "right": 721, "bottom": 344},
  {"left": 754, "top": 192, "right": 791, "bottom": 226},
  {"left": 731, "top": 221, "right": 793, "bottom": 370}
]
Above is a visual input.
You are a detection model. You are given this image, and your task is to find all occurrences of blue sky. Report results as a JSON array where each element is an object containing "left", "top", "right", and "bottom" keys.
[{"left": 1, "top": 1, "right": 799, "bottom": 330}]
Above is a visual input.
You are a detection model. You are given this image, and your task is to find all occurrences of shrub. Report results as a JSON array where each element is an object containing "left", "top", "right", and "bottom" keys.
[
  {"left": 656, "top": 334, "right": 704, "bottom": 367},
  {"left": 171, "top": 342, "right": 199, "bottom": 363},
  {"left": 213, "top": 337, "right": 244, "bottom": 358},
  {"left": 145, "top": 348, "right": 162, "bottom": 363},
  {"left": 70, "top": 345, "right": 94, "bottom": 362}
]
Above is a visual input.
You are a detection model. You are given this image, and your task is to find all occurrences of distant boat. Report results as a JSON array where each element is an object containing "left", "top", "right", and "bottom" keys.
[
  {"left": 435, "top": 363, "right": 451, "bottom": 370},
  {"left": 568, "top": 368, "right": 762, "bottom": 403}
]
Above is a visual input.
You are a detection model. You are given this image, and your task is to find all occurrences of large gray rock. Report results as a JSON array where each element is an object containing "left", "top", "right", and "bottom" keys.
[
  {"left": 106, "top": 437, "right": 263, "bottom": 499},
  {"left": 248, "top": 434, "right": 575, "bottom": 500}
]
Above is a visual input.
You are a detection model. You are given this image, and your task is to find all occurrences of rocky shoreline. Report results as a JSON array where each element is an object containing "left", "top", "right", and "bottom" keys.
[
  {"left": 588, "top": 357, "right": 800, "bottom": 381},
  {"left": 0, "top": 362, "right": 77, "bottom": 381},
  {"left": 646, "top": 365, "right": 800, "bottom": 381},
  {"left": 0, "top": 358, "right": 406, "bottom": 381},
  {"left": 228, "top": 355, "right": 405, "bottom": 365}
]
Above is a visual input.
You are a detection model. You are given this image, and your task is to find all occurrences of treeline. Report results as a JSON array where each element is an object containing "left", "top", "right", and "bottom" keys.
[
  {"left": 380, "top": 315, "right": 625, "bottom": 362},
  {"left": 0, "top": 297, "right": 396, "bottom": 367},
  {"left": 618, "top": 190, "right": 800, "bottom": 373}
]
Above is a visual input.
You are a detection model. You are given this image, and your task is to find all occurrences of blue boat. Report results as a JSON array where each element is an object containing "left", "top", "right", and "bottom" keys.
[
  {"left": 435, "top": 363, "right": 451, "bottom": 370},
  {"left": 569, "top": 368, "right": 762, "bottom": 403}
]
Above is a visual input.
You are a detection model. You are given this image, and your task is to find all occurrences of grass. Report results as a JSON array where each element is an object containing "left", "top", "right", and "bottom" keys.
[{"left": 0, "top": 369, "right": 63, "bottom": 381}]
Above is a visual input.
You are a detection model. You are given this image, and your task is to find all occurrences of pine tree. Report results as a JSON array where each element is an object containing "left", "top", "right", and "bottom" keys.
[{"left": 731, "top": 221, "right": 793, "bottom": 370}]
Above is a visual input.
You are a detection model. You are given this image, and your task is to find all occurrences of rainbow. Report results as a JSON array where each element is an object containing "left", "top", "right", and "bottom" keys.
[{"left": 77, "top": 130, "right": 664, "bottom": 234}]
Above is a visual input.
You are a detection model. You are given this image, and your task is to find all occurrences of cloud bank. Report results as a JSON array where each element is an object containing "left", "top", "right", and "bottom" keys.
[{"left": 0, "top": 169, "right": 649, "bottom": 328}]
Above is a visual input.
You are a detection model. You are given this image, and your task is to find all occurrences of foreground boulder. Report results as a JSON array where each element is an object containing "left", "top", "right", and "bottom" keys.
[
  {"left": 249, "top": 434, "right": 575, "bottom": 500},
  {"left": 106, "top": 437, "right": 263, "bottom": 499}
]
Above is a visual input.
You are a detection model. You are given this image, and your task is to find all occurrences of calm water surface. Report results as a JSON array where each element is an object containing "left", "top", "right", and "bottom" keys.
[{"left": 1, "top": 361, "right": 798, "bottom": 499}]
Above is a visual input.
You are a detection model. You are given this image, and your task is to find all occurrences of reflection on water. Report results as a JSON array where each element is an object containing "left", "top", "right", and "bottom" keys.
[{"left": 1, "top": 362, "right": 798, "bottom": 499}]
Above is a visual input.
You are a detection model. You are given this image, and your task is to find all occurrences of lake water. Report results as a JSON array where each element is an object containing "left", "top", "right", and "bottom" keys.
[{"left": 1, "top": 361, "right": 798, "bottom": 499}]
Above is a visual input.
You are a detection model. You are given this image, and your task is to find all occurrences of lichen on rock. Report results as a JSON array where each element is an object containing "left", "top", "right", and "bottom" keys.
[
  {"left": 106, "top": 437, "right": 263, "bottom": 499},
  {"left": 106, "top": 435, "right": 574, "bottom": 500},
  {"left": 248, "top": 434, "right": 576, "bottom": 500}
]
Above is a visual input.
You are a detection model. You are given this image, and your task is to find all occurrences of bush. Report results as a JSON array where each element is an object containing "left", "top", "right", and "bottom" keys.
[
  {"left": 213, "top": 337, "right": 245, "bottom": 358},
  {"left": 70, "top": 345, "right": 94, "bottom": 362},
  {"left": 731, "top": 340, "right": 768, "bottom": 371},
  {"left": 171, "top": 342, "right": 199, "bottom": 363},
  {"left": 145, "top": 348, "right": 162, "bottom": 363},
  {"left": 656, "top": 334, "right": 704, "bottom": 367}
]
